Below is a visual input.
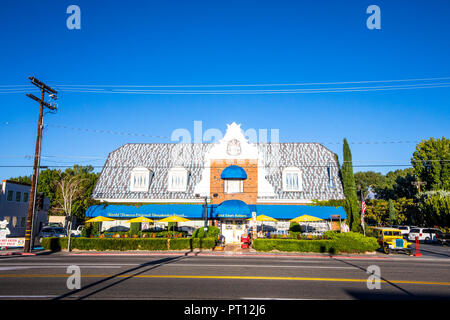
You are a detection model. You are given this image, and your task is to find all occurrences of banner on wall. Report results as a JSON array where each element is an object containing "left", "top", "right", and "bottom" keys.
[{"left": 0, "top": 238, "right": 25, "bottom": 247}]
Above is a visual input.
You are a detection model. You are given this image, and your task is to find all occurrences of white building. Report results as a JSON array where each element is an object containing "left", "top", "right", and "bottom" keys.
[{"left": 0, "top": 180, "right": 49, "bottom": 237}]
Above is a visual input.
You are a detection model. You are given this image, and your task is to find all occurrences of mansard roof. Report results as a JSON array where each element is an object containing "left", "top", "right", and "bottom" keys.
[{"left": 92, "top": 142, "right": 345, "bottom": 201}]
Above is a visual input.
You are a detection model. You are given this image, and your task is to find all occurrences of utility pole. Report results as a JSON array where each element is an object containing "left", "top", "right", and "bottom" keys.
[
  {"left": 412, "top": 180, "right": 427, "bottom": 193},
  {"left": 24, "top": 77, "right": 58, "bottom": 253}
]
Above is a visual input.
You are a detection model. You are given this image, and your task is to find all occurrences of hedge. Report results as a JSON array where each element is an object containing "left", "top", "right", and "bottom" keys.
[
  {"left": 40, "top": 237, "right": 216, "bottom": 252},
  {"left": 253, "top": 239, "right": 336, "bottom": 253},
  {"left": 253, "top": 232, "right": 379, "bottom": 254}
]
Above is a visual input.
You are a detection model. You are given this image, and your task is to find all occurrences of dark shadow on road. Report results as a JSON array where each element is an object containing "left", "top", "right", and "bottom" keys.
[
  {"left": 332, "top": 257, "right": 416, "bottom": 298},
  {"left": 345, "top": 290, "right": 450, "bottom": 300},
  {"left": 52, "top": 255, "right": 189, "bottom": 300}
]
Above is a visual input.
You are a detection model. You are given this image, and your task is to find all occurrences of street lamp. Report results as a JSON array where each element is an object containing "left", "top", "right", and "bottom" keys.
[{"left": 195, "top": 193, "right": 218, "bottom": 233}]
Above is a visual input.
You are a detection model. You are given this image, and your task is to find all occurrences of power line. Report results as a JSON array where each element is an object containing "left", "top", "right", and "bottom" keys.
[
  {"left": 49, "top": 76, "right": 450, "bottom": 88},
  {"left": 56, "top": 83, "right": 450, "bottom": 94},
  {"left": 2, "top": 77, "right": 450, "bottom": 94},
  {"left": 0, "top": 164, "right": 415, "bottom": 168}
]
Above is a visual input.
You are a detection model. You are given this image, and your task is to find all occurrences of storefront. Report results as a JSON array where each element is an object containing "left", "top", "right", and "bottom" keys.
[{"left": 85, "top": 202, "right": 346, "bottom": 243}]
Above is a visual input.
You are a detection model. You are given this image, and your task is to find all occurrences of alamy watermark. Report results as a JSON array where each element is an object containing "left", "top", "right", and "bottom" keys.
[
  {"left": 366, "top": 5, "right": 381, "bottom": 30},
  {"left": 66, "top": 265, "right": 81, "bottom": 290},
  {"left": 66, "top": 5, "right": 81, "bottom": 30},
  {"left": 366, "top": 265, "right": 381, "bottom": 290}
]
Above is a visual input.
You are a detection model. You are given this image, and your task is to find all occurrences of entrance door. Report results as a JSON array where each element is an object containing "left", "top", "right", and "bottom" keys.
[{"left": 221, "top": 219, "right": 245, "bottom": 244}]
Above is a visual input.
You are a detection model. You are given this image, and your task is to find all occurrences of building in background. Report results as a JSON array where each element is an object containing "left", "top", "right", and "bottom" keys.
[
  {"left": 0, "top": 180, "right": 49, "bottom": 237},
  {"left": 86, "top": 123, "right": 346, "bottom": 243}
]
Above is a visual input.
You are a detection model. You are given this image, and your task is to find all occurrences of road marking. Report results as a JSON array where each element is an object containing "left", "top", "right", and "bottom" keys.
[
  {"left": 0, "top": 295, "right": 58, "bottom": 298},
  {"left": 164, "top": 264, "right": 356, "bottom": 269},
  {"left": 0, "top": 274, "right": 449, "bottom": 286},
  {"left": 0, "top": 266, "right": 122, "bottom": 271},
  {"left": 0, "top": 263, "right": 356, "bottom": 270}
]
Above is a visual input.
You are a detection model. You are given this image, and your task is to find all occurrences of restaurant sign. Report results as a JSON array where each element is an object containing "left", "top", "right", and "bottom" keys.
[{"left": 0, "top": 238, "right": 25, "bottom": 247}]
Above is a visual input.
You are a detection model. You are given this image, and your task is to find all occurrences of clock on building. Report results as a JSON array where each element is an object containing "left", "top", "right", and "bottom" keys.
[{"left": 227, "top": 139, "right": 241, "bottom": 156}]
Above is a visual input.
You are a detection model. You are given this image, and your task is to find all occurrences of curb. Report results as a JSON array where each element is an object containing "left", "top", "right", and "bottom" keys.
[{"left": 0, "top": 252, "right": 36, "bottom": 256}]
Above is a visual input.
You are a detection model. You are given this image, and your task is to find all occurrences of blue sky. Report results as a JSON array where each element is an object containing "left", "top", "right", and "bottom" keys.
[{"left": 0, "top": 0, "right": 449, "bottom": 179}]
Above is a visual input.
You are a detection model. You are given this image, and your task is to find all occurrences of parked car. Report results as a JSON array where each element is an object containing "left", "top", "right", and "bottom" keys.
[
  {"left": 69, "top": 225, "right": 84, "bottom": 237},
  {"left": 408, "top": 227, "right": 442, "bottom": 243},
  {"left": 392, "top": 226, "right": 412, "bottom": 238},
  {"left": 38, "top": 227, "right": 67, "bottom": 243},
  {"left": 373, "top": 227, "right": 413, "bottom": 255},
  {"left": 436, "top": 231, "right": 450, "bottom": 246},
  {"left": 46, "top": 222, "right": 63, "bottom": 228}
]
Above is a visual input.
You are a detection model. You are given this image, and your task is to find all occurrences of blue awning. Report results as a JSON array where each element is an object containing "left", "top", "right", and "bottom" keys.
[
  {"left": 85, "top": 204, "right": 205, "bottom": 219},
  {"left": 220, "top": 165, "right": 247, "bottom": 179},
  {"left": 214, "top": 200, "right": 252, "bottom": 218},
  {"left": 85, "top": 203, "right": 346, "bottom": 220}
]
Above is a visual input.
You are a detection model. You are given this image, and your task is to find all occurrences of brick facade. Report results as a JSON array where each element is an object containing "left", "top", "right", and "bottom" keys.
[{"left": 210, "top": 159, "right": 258, "bottom": 205}]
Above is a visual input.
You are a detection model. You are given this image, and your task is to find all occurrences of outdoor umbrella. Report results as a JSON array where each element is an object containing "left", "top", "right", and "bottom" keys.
[
  {"left": 246, "top": 214, "right": 278, "bottom": 222},
  {"left": 246, "top": 215, "right": 278, "bottom": 234},
  {"left": 158, "top": 215, "right": 190, "bottom": 232},
  {"left": 125, "top": 216, "right": 154, "bottom": 223},
  {"left": 126, "top": 216, "right": 154, "bottom": 232},
  {"left": 290, "top": 215, "right": 323, "bottom": 233},
  {"left": 85, "top": 216, "right": 115, "bottom": 235}
]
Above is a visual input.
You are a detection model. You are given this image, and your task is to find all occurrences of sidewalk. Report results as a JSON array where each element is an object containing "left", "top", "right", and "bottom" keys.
[
  {"left": 0, "top": 247, "right": 44, "bottom": 256},
  {"left": 2, "top": 246, "right": 449, "bottom": 262}
]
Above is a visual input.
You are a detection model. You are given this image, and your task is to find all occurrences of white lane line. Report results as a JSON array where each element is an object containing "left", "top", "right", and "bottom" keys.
[
  {"left": 0, "top": 263, "right": 356, "bottom": 270},
  {"left": 0, "top": 266, "right": 122, "bottom": 271},
  {"left": 0, "top": 263, "right": 139, "bottom": 266},
  {"left": 164, "top": 264, "right": 356, "bottom": 269},
  {"left": 241, "top": 297, "right": 326, "bottom": 300},
  {"left": 0, "top": 295, "right": 58, "bottom": 298}
]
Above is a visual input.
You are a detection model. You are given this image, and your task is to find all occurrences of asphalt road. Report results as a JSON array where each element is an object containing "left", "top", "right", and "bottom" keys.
[{"left": 0, "top": 252, "right": 449, "bottom": 300}]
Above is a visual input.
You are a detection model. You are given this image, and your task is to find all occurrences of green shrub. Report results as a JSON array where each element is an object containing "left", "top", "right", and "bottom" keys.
[
  {"left": 168, "top": 238, "right": 191, "bottom": 250},
  {"left": 191, "top": 237, "right": 216, "bottom": 249},
  {"left": 253, "top": 232, "right": 380, "bottom": 254},
  {"left": 328, "top": 232, "right": 379, "bottom": 253},
  {"left": 130, "top": 222, "right": 141, "bottom": 235},
  {"left": 40, "top": 237, "right": 216, "bottom": 251},
  {"left": 253, "top": 239, "right": 335, "bottom": 253},
  {"left": 81, "top": 222, "right": 100, "bottom": 237},
  {"left": 289, "top": 222, "right": 301, "bottom": 232},
  {"left": 168, "top": 222, "right": 177, "bottom": 231},
  {"left": 192, "top": 226, "right": 220, "bottom": 238}
]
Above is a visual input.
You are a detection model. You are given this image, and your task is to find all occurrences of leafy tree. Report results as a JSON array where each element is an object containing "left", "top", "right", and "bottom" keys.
[
  {"left": 412, "top": 137, "right": 450, "bottom": 191},
  {"left": 388, "top": 199, "right": 397, "bottom": 225},
  {"left": 9, "top": 175, "right": 32, "bottom": 185},
  {"left": 341, "top": 138, "right": 361, "bottom": 232},
  {"left": 11, "top": 165, "right": 99, "bottom": 221},
  {"left": 364, "top": 199, "right": 388, "bottom": 226},
  {"left": 37, "top": 168, "right": 62, "bottom": 214},
  {"left": 417, "top": 191, "right": 450, "bottom": 228},
  {"left": 354, "top": 171, "right": 384, "bottom": 199}
]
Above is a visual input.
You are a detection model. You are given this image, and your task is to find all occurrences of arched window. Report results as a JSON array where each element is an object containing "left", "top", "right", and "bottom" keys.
[
  {"left": 282, "top": 167, "right": 302, "bottom": 192},
  {"left": 168, "top": 167, "right": 188, "bottom": 192},
  {"left": 130, "top": 167, "right": 151, "bottom": 192}
]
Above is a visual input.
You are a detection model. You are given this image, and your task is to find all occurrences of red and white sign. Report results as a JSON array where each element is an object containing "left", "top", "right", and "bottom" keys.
[{"left": 0, "top": 238, "right": 25, "bottom": 247}]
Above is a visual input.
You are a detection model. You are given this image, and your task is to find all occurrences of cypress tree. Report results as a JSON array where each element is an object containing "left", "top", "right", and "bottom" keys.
[
  {"left": 341, "top": 138, "right": 362, "bottom": 232},
  {"left": 388, "top": 199, "right": 397, "bottom": 225}
]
